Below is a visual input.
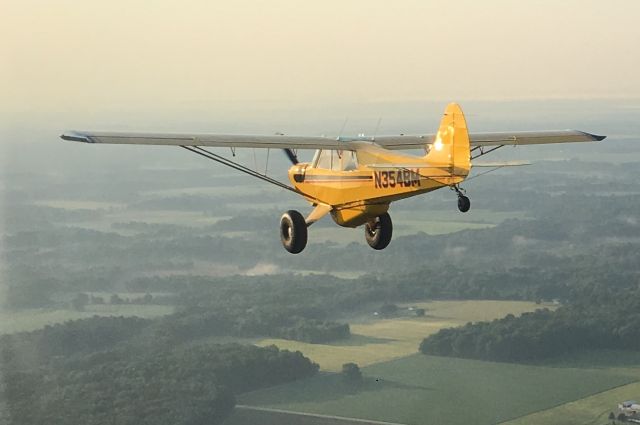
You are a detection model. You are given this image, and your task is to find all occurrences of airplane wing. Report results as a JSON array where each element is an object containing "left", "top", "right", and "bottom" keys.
[
  {"left": 61, "top": 131, "right": 348, "bottom": 150},
  {"left": 373, "top": 130, "right": 605, "bottom": 150},
  {"left": 61, "top": 129, "right": 604, "bottom": 151}
]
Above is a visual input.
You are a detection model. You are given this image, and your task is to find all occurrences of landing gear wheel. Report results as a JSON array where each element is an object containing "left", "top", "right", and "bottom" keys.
[
  {"left": 364, "top": 213, "right": 393, "bottom": 250},
  {"left": 280, "top": 210, "right": 307, "bottom": 254},
  {"left": 457, "top": 195, "right": 471, "bottom": 213}
]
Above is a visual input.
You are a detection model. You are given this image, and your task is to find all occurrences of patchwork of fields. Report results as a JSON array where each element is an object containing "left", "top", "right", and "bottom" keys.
[
  {"left": 244, "top": 301, "right": 640, "bottom": 425},
  {"left": 256, "top": 300, "right": 549, "bottom": 371},
  {"left": 7, "top": 297, "right": 630, "bottom": 425},
  {"left": 503, "top": 380, "right": 640, "bottom": 425},
  {"left": 240, "top": 355, "right": 634, "bottom": 425},
  {"left": 12, "top": 176, "right": 640, "bottom": 425}
]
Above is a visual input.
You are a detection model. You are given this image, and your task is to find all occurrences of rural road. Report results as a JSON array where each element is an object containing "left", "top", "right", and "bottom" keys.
[{"left": 229, "top": 405, "right": 409, "bottom": 425}]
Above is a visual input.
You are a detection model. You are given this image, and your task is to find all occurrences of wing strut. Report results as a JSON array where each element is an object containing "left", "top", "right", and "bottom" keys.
[{"left": 180, "top": 146, "right": 325, "bottom": 204}]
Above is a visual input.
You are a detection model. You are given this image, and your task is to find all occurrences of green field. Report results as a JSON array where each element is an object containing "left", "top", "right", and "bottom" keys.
[
  {"left": 0, "top": 304, "right": 174, "bottom": 335},
  {"left": 502, "top": 380, "right": 640, "bottom": 425},
  {"left": 248, "top": 301, "right": 640, "bottom": 425},
  {"left": 256, "top": 300, "right": 550, "bottom": 371},
  {"left": 240, "top": 354, "right": 634, "bottom": 425},
  {"left": 500, "top": 350, "right": 640, "bottom": 425}
]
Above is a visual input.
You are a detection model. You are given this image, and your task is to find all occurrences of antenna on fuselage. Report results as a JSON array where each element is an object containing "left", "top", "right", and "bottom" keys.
[
  {"left": 372, "top": 117, "right": 382, "bottom": 141},
  {"left": 337, "top": 117, "right": 349, "bottom": 141}
]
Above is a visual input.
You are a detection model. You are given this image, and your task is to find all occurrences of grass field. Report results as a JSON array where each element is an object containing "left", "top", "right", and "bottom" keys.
[
  {"left": 256, "top": 300, "right": 550, "bottom": 371},
  {"left": 247, "top": 301, "right": 640, "bottom": 425},
  {"left": 500, "top": 350, "right": 640, "bottom": 425},
  {"left": 240, "top": 354, "right": 634, "bottom": 425},
  {"left": 502, "top": 380, "right": 640, "bottom": 425},
  {"left": 0, "top": 304, "right": 174, "bottom": 335}
]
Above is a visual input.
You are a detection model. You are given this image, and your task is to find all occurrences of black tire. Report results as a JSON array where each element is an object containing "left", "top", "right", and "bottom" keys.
[
  {"left": 280, "top": 210, "right": 308, "bottom": 254},
  {"left": 457, "top": 195, "right": 471, "bottom": 213},
  {"left": 364, "top": 213, "right": 393, "bottom": 250}
]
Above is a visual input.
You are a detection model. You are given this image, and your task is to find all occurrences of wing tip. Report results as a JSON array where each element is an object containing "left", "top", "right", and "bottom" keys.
[
  {"left": 577, "top": 130, "right": 606, "bottom": 141},
  {"left": 60, "top": 131, "right": 93, "bottom": 143}
]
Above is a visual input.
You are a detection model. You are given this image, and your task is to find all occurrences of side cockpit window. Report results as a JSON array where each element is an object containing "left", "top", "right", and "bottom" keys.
[
  {"left": 315, "top": 150, "right": 332, "bottom": 169},
  {"left": 337, "top": 151, "right": 358, "bottom": 171},
  {"left": 313, "top": 150, "right": 358, "bottom": 171}
]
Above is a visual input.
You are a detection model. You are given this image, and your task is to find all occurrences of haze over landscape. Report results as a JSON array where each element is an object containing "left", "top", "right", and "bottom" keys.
[{"left": 2, "top": 2, "right": 640, "bottom": 425}]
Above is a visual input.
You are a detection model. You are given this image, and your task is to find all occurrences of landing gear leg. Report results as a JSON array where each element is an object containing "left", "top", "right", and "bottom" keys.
[{"left": 453, "top": 185, "right": 471, "bottom": 213}]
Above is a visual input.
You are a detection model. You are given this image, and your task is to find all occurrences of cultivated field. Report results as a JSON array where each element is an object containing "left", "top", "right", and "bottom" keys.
[
  {"left": 502, "top": 381, "right": 640, "bottom": 425},
  {"left": 240, "top": 354, "right": 634, "bottom": 425},
  {"left": 256, "top": 300, "right": 550, "bottom": 371},
  {"left": 502, "top": 350, "right": 640, "bottom": 425},
  {"left": 246, "top": 301, "right": 640, "bottom": 425}
]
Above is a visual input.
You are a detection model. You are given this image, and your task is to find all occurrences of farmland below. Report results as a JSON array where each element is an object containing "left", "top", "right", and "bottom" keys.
[
  {"left": 2, "top": 100, "right": 640, "bottom": 425},
  {"left": 239, "top": 354, "right": 635, "bottom": 425},
  {"left": 255, "top": 300, "right": 549, "bottom": 371}
]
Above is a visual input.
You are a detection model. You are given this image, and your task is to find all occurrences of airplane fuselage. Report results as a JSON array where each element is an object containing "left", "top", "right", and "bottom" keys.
[{"left": 288, "top": 153, "right": 465, "bottom": 227}]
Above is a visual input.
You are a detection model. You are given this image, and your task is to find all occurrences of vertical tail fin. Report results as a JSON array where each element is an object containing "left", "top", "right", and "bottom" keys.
[{"left": 425, "top": 103, "right": 471, "bottom": 177}]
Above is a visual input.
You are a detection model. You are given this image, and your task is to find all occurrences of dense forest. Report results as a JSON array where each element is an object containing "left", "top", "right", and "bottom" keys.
[
  {"left": 420, "top": 286, "right": 640, "bottom": 362},
  {"left": 0, "top": 317, "right": 318, "bottom": 425}
]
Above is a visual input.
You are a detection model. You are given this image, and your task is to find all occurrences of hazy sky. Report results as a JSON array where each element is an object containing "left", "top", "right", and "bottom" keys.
[{"left": 3, "top": 0, "right": 640, "bottom": 122}]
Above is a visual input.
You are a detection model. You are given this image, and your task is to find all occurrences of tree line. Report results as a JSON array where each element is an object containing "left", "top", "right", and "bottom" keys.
[
  {"left": 420, "top": 286, "right": 640, "bottom": 362},
  {"left": 1, "top": 317, "right": 319, "bottom": 425}
]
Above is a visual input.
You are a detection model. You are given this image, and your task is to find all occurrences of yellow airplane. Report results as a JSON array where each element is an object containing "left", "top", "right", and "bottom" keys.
[{"left": 61, "top": 103, "right": 605, "bottom": 254}]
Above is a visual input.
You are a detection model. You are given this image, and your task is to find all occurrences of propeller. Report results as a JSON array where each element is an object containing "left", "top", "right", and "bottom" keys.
[{"left": 283, "top": 148, "right": 299, "bottom": 165}]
